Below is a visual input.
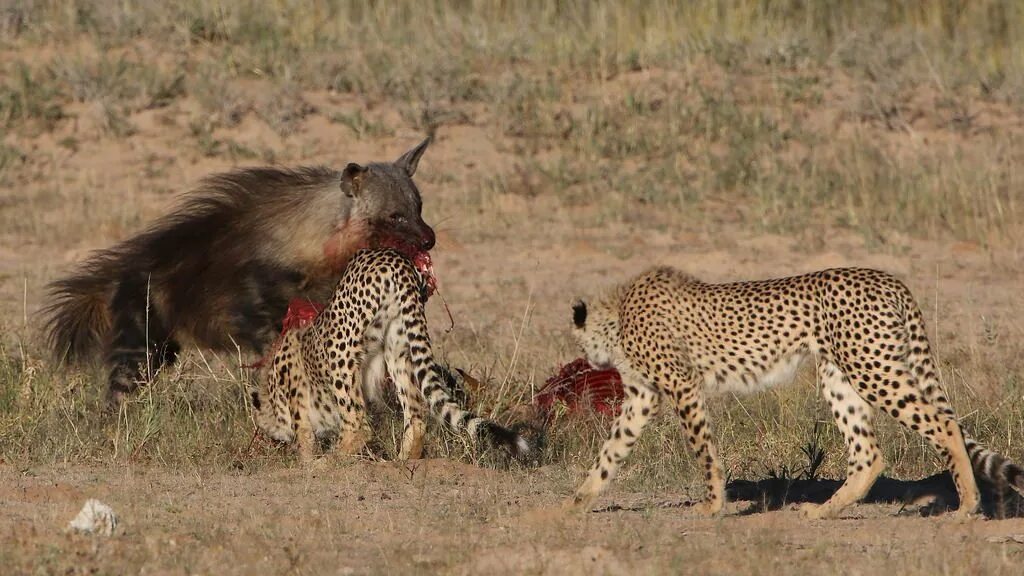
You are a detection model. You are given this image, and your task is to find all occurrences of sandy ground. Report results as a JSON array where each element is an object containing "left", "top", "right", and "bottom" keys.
[
  {"left": 3, "top": 75, "right": 1024, "bottom": 573},
  {"left": 4, "top": 461, "right": 1024, "bottom": 575}
]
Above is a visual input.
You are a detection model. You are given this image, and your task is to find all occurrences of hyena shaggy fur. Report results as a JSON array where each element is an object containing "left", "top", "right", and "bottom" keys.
[
  {"left": 252, "top": 248, "right": 533, "bottom": 462},
  {"left": 44, "top": 139, "right": 436, "bottom": 403}
]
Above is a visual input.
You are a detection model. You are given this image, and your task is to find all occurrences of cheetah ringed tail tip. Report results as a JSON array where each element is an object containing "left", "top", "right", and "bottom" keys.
[
  {"left": 966, "top": 438, "right": 1024, "bottom": 496},
  {"left": 470, "top": 419, "right": 538, "bottom": 461},
  {"left": 423, "top": 366, "right": 540, "bottom": 462}
]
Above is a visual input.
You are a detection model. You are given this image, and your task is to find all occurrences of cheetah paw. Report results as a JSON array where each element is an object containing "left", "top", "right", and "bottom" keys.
[
  {"left": 950, "top": 507, "right": 981, "bottom": 523},
  {"left": 561, "top": 496, "right": 592, "bottom": 514},
  {"left": 690, "top": 501, "right": 724, "bottom": 518},
  {"left": 798, "top": 502, "right": 835, "bottom": 520}
]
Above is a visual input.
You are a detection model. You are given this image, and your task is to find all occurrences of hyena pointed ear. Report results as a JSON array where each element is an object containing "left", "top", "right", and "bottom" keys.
[
  {"left": 340, "top": 162, "right": 368, "bottom": 197},
  {"left": 572, "top": 300, "right": 588, "bottom": 328},
  {"left": 395, "top": 136, "right": 431, "bottom": 177}
]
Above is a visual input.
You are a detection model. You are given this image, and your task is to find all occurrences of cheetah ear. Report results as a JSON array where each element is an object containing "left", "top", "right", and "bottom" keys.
[
  {"left": 395, "top": 136, "right": 431, "bottom": 177},
  {"left": 572, "top": 300, "right": 587, "bottom": 328},
  {"left": 341, "top": 162, "right": 368, "bottom": 198}
]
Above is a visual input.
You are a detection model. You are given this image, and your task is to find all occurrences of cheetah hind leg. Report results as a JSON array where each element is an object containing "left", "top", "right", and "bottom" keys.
[
  {"left": 800, "top": 360, "right": 885, "bottom": 519},
  {"left": 384, "top": 319, "right": 426, "bottom": 460},
  {"left": 868, "top": 371, "right": 980, "bottom": 518},
  {"left": 566, "top": 369, "right": 661, "bottom": 512},
  {"left": 332, "top": 366, "right": 373, "bottom": 457}
]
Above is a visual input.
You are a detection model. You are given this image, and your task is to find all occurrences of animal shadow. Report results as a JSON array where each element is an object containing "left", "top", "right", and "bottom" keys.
[
  {"left": 593, "top": 473, "right": 1024, "bottom": 519},
  {"left": 728, "top": 472, "right": 1024, "bottom": 518}
]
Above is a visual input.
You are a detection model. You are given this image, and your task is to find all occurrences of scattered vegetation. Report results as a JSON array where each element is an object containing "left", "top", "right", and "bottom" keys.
[
  {"left": 1, "top": 3, "right": 1023, "bottom": 571},
  {"left": 0, "top": 0, "right": 1021, "bottom": 244},
  {"left": 0, "top": 0, "right": 1022, "bottom": 530}
]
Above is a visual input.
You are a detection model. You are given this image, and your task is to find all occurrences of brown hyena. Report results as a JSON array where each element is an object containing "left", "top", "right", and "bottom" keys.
[{"left": 44, "top": 138, "right": 437, "bottom": 403}]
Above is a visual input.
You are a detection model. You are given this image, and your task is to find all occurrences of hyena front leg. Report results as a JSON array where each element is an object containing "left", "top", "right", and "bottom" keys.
[
  {"left": 107, "top": 274, "right": 179, "bottom": 404},
  {"left": 384, "top": 320, "right": 427, "bottom": 460},
  {"left": 567, "top": 366, "right": 661, "bottom": 511}
]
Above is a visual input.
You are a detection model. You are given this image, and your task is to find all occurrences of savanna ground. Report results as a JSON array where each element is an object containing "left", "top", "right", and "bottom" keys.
[{"left": 2, "top": 1, "right": 1024, "bottom": 574}]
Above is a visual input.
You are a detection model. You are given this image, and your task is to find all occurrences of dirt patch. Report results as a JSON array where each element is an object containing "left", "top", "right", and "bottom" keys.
[
  {"left": 4, "top": 464, "right": 1024, "bottom": 575},
  {"left": 4, "top": 8, "right": 1024, "bottom": 572}
]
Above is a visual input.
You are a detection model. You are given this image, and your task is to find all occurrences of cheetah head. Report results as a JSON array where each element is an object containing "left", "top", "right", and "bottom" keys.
[{"left": 571, "top": 299, "right": 620, "bottom": 370}]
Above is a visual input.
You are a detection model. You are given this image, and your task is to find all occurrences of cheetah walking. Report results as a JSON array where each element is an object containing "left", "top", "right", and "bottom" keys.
[
  {"left": 252, "top": 248, "right": 532, "bottom": 462},
  {"left": 568, "top": 266, "right": 1023, "bottom": 518}
]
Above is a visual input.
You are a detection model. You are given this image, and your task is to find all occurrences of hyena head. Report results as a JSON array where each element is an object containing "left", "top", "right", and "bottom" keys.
[
  {"left": 342, "top": 137, "right": 436, "bottom": 251},
  {"left": 571, "top": 295, "right": 622, "bottom": 370}
]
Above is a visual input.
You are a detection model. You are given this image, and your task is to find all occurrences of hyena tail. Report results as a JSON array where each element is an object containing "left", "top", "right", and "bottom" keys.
[
  {"left": 42, "top": 249, "right": 122, "bottom": 364},
  {"left": 902, "top": 294, "right": 1024, "bottom": 496}
]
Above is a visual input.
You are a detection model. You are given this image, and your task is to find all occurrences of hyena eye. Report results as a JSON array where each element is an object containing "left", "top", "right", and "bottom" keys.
[{"left": 390, "top": 212, "right": 407, "bottom": 223}]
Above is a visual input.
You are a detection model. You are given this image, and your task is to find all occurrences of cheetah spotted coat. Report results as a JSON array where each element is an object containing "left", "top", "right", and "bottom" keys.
[
  {"left": 570, "top": 266, "right": 1023, "bottom": 518},
  {"left": 252, "top": 249, "right": 531, "bottom": 462}
]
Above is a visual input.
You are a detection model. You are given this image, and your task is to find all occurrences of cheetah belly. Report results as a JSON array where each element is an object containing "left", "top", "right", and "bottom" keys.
[
  {"left": 360, "top": 337, "right": 388, "bottom": 405},
  {"left": 358, "top": 307, "right": 396, "bottom": 406},
  {"left": 701, "top": 351, "right": 809, "bottom": 395}
]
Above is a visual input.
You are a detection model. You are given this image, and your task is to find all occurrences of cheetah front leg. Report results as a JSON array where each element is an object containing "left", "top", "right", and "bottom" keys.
[
  {"left": 800, "top": 360, "right": 885, "bottom": 519},
  {"left": 289, "top": 384, "right": 317, "bottom": 464},
  {"left": 567, "top": 368, "right": 661, "bottom": 512},
  {"left": 324, "top": 335, "right": 372, "bottom": 457},
  {"left": 665, "top": 364, "right": 726, "bottom": 516}
]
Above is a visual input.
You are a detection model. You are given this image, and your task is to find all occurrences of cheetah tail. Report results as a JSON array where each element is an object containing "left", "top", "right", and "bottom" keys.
[
  {"left": 422, "top": 366, "right": 537, "bottom": 462},
  {"left": 901, "top": 300, "right": 1024, "bottom": 496},
  {"left": 472, "top": 420, "right": 537, "bottom": 461},
  {"left": 966, "top": 437, "right": 1024, "bottom": 496}
]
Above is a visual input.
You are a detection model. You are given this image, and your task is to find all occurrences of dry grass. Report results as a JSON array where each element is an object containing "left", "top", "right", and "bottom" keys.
[
  {"left": 3, "top": 1, "right": 1024, "bottom": 574},
  {"left": 2, "top": 1, "right": 1023, "bottom": 245}
]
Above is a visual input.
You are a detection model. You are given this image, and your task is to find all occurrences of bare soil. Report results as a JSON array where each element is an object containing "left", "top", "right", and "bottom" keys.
[
  {"left": 4, "top": 24, "right": 1024, "bottom": 573},
  {"left": 5, "top": 461, "right": 1024, "bottom": 575}
]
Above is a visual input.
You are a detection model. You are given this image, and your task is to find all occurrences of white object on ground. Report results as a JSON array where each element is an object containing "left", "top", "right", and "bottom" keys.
[{"left": 67, "top": 499, "right": 118, "bottom": 536}]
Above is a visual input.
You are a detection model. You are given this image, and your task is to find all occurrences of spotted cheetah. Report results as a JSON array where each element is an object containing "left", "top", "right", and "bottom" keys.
[
  {"left": 251, "top": 248, "right": 532, "bottom": 462},
  {"left": 568, "top": 266, "right": 1024, "bottom": 519}
]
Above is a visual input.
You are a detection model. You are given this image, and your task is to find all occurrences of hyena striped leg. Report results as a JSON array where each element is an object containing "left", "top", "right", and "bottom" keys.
[
  {"left": 404, "top": 316, "right": 473, "bottom": 434},
  {"left": 107, "top": 274, "right": 178, "bottom": 403},
  {"left": 385, "top": 320, "right": 426, "bottom": 460},
  {"left": 568, "top": 369, "right": 661, "bottom": 511}
]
